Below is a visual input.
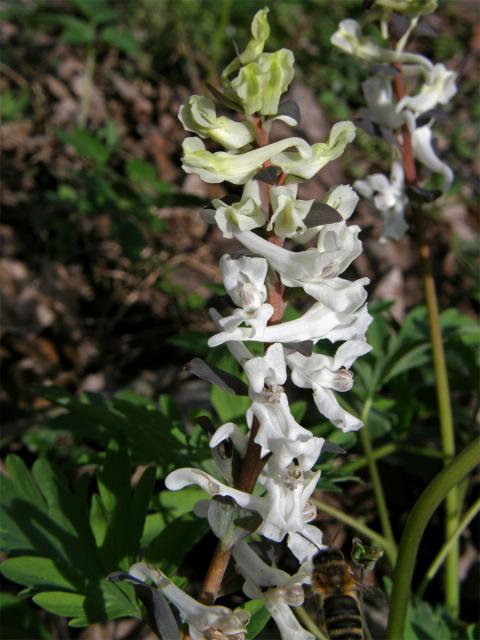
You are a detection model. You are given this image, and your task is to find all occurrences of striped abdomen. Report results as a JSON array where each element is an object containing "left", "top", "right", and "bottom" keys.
[{"left": 323, "top": 594, "right": 363, "bottom": 640}]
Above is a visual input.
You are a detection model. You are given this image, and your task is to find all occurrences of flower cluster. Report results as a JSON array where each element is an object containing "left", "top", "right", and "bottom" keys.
[
  {"left": 131, "top": 9, "right": 371, "bottom": 639},
  {"left": 332, "top": 1, "right": 457, "bottom": 240}
]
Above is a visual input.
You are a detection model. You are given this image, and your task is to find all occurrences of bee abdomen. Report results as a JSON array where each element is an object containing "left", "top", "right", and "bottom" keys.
[{"left": 323, "top": 595, "right": 363, "bottom": 640}]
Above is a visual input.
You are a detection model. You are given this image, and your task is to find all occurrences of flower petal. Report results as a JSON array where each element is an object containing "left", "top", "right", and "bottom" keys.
[
  {"left": 397, "top": 63, "right": 457, "bottom": 115},
  {"left": 210, "top": 422, "right": 249, "bottom": 457},
  {"left": 331, "top": 19, "right": 433, "bottom": 68},
  {"left": 411, "top": 124, "right": 453, "bottom": 191},
  {"left": 128, "top": 562, "right": 248, "bottom": 638},
  {"left": 214, "top": 180, "right": 266, "bottom": 238},
  {"left": 313, "top": 385, "right": 363, "bottom": 431},
  {"left": 221, "top": 254, "right": 268, "bottom": 311},
  {"left": 244, "top": 343, "right": 287, "bottom": 393},
  {"left": 165, "top": 468, "right": 264, "bottom": 513}
]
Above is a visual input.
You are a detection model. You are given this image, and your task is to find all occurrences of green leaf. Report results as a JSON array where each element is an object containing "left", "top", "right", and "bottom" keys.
[
  {"left": 100, "top": 26, "right": 140, "bottom": 55},
  {"left": 62, "top": 21, "right": 94, "bottom": 44},
  {"left": 383, "top": 343, "right": 431, "bottom": 383},
  {"left": 144, "top": 512, "right": 209, "bottom": 575},
  {"left": 245, "top": 599, "right": 271, "bottom": 639},
  {"left": 42, "top": 15, "right": 95, "bottom": 45},
  {"left": 90, "top": 449, "right": 155, "bottom": 572},
  {"left": 57, "top": 129, "right": 111, "bottom": 165},
  {"left": 125, "top": 158, "right": 172, "bottom": 195},
  {"left": 405, "top": 598, "right": 451, "bottom": 640},
  {"left": 142, "top": 487, "right": 206, "bottom": 546},
  {"left": 290, "top": 400, "right": 307, "bottom": 423},
  {"left": 0, "top": 556, "right": 80, "bottom": 591},
  {"left": 0, "top": 88, "right": 30, "bottom": 121},
  {"left": 367, "top": 305, "right": 393, "bottom": 352},
  {"left": 210, "top": 352, "right": 250, "bottom": 423},
  {"left": 42, "top": 388, "right": 207, "bottom": 473},
  {"left": 70, "top": 0, "right": 118, "bottom": 23},
  {"left": 0, "top": 454, "right": 144, "bottom": 627},
  {"left": 33, "top": 591, "right": 86, "bottom": 618}
]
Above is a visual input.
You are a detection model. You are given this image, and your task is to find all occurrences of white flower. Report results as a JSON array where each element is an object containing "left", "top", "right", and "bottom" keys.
[
  {"left": 230, "top": 49, "right": 295, "bottom": 116},
  {"left": 214, "top": 303, "right": 274, "bottom": 343},
  {"left": 397, "top": 63, "right": 457, "bottom": 115},
  {"left": 210, "top": 422, "right": 248, "bottom": 458},
  {"left": 236, "top": 7, "right": 270, "bottom": 66},
  {"left": 331, "top": 19, "right": 387, "bottom": 63},
  {"left": 179, "top": 95, "right": 255, "bottom": 150},
  {"left": 354, "top": 161, "right": 409, "bottom": 240},
  {"left": 215, "top": 255, "right": 274, "bottom": 341},
  {"left": 212, "top": 181, "right": 266, "bottom": 238},
  {"left": 326, "top": 184, "right": 359, "bottom": 220},
  {"left": 235, "top": 225, "right": 362, "bottom": 285},
  {"left": 247, "top": 388, "right": 325, "bottom": 469},
  {"left": 209, "top": 299, "right": 372, "bottom": 347},
  {"left": 181, "top": 136, "right": 311, "bottom": 185},
  {"left": 411, "top": 122, "right": 453, "bottom": 191},
  {"left": 286, "top": 340, "right": 372, "bottom": 432},
  {"left": 233, "top": 225, "right": 369, "bottom": 313},
  {"left": 302, "top": 277, "right": 369, "bottom": 315},
  {"left": 222, "top": 8, "right": 270, "bottom": 73},
  {"left": 243, "top": 342, "right": 287, "bottom": 393},
  {"left": 272, "top": 121, "right": 356, "bottom": 181},
  {"left": 359, "top": 76, "right": 403, "bottom": 130},
  {"left": 331, "top": 19, "right": 433, "bottom": 68},
  {"left": 165, "top": 462, "right": 321, "bottom": 557},
  {"left": 233, "top": 542, "right": 315, "bottom": 640},
  {"left": 257, "top": 460, "right": 322, "bottom": 549},
  {"left": 210, "top": 308, "right": 254, "bottom": 367},
  {"left": 267, "top": 184, "right": 314, "bottom": 239},
  {"left": 221, "top": 254, "right": 268, "bottom": 312},
  {"left": 129, "top": 563, "right": 249, "bottom": 640},
  {"left": 293, "top": 184, "right": 359, "bottom": 244}
]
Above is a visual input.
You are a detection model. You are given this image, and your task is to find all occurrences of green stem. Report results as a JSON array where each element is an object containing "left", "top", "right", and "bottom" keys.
[
  {"left": 342, "top": 442, "right": 447, "bottom": 475},
  {"left": 417, "top": 496, "right": 480, "bottom": 598},
  {"left": 359, "top": 398, "right": 397, "bottom": 566},
  {"left": 399, "top": 444, "right": 448, "bottom": 460},
  {"left": 414, "top": 207, "right": 460, "bottom": 615},
  {"left": 386, "top": 438, "right": 480, "bottom": 640},
  {"left": 313, "top": 498, "right": 395, "bottom": 566},
  {"left": 293, "top": 606, "right": 327, "bottom": 640},
  {"left": 342, "top": 442, "right": 397, "bottom": 474}
]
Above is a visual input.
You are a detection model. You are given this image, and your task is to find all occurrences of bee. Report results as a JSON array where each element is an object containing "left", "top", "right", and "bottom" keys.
[{"left": 311, "top": 548, "right": 364, "bottom": 640}]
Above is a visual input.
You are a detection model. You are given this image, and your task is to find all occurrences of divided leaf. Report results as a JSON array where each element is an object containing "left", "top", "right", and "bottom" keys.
[{"left": 0, "top": 452, "right": 154, "bottom": 627}]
